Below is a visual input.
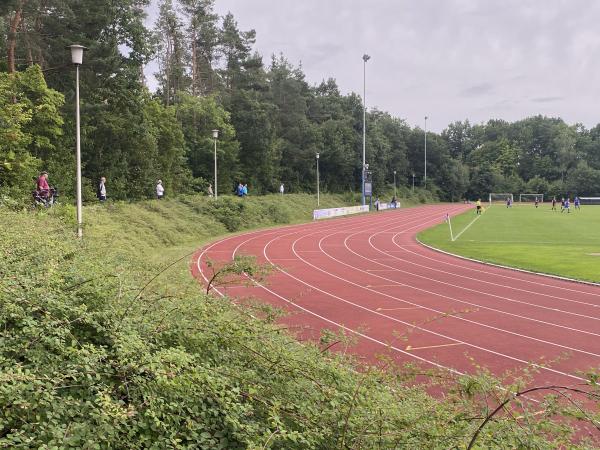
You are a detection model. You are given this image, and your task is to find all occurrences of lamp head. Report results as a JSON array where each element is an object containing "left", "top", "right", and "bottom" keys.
[
  {"left": 316, "top": 152, "right": 320, "bottom": 159},
  {"left": 212, "top": 129, "right": 219, "bottom": 139},
  {"left": 362, "top": 54, "right": 371, "bottom": 62},
  {"left": 67, "top": 45, "right": 88, "bottom": 65}
]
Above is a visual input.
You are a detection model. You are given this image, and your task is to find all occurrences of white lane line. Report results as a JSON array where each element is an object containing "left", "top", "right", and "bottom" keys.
[
  {"left": 288, "top": 223, "right": 587, "bottom": 381},
  {"left": 389, "top": 237, "right": 600, "bottom": 309},
  {"left": 356, "top": 235, "right": 600, "bottom": 322},
  {"left": 401, "top": 237, "right": 600, "bottom": 299},
  {"left": 337, "top": 231, "right": 600, "bottom": 346},
  {"left": 406, "top": 343, "right": 464, "bottom": 351},
  {"left": 220, "top": 206, "right": 480, "bottom": 377},
  {"left": 249, "top": 209, "right": 586, "bottom": 382}
]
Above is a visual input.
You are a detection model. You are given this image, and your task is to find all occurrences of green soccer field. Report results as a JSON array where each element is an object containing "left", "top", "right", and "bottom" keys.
[{"left": 418, "top": 202, "right": 600, "bottom": 283}]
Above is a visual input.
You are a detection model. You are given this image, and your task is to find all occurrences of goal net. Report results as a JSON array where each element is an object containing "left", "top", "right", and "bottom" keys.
[
  {"left": 489, "top": 193, "right": 513, "bottom": 205},
  {"left": 519, "top": 193, "right": 543, "bottom": 203},
  {"left": 579, "top": 197, "right": 600, "bottom": 205}
]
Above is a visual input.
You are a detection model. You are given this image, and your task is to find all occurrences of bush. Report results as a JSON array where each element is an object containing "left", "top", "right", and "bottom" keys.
[{"left": 0, "top": 197, "right": 592, "bottom": 448}]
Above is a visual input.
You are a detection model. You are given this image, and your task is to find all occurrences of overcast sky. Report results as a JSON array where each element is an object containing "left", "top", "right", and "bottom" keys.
[{"left": 145, "top": 0, "right": 600, "bottom": 132}]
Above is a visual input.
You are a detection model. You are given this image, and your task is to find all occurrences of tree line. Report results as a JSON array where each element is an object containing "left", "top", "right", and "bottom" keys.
[{"left": 2, "top": 0, "right": 600, "bottom": 202}]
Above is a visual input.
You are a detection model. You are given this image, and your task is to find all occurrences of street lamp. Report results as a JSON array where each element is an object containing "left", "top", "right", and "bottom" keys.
[
  {"left": 424, "top": 115, "right": 428, "bottom": 189},
  {"left": 67, "top": 44, "right": 87, "bottom": 239},
  {"left": 393, "top": 170, "right": 397, "bottom": 198},
  {"left": 212, "top": 129, "right": 219, "bottom": 199},
  {"left": 412, "top": 173, "right": 415, "bottom": 192},
  {"left": 362, "top": 53, "right": 370, "bottom": 206},
  {"left": 316, "top": 152, "right": 320, "bottom": 207}
]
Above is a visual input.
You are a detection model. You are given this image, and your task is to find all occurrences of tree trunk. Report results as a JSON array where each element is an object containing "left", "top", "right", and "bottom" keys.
[
  {"left": 7, "top": 2, "right": 25, "bottom": 74},
  {"left": 191, "top": 29, "right": 197, "bottom": 96}
]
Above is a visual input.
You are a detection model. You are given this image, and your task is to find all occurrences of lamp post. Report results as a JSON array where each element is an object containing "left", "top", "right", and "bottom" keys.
[
  {"left": 412, "top": 173, "right": 415, "bottom": 192},
  {"left": 67, "top": 44, "right": 87, "bottom": 239},
  {"left": 424, "top": 115, "right": 428, "bottom": 189},
  {"left": 316, "top": 152, "right": 320, "bottom": 207},
  {"left": 212, "top": 129, "right": 219, "bottom": 199},
  {"left": 393, "top": 170, "right": 397, "bottom": 198},
  {"left": 362, "top": 54, "right": 370, "bottom": 206}
]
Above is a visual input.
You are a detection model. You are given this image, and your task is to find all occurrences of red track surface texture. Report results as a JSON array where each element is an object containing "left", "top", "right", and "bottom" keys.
[{"left": 192, "top": 204, "right": 600, "bottom": 389}]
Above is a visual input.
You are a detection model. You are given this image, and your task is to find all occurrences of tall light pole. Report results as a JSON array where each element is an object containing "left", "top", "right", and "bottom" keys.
[
  {"left": 393, "top": 170, "right": 397, "bottom": 198},
  {"left": 362, "top": 54, "right": 370, "bottom": 206},
  {"left": 316, "top": 152, "right": 320, "bottom": 207},
  {"left": 68, "top": 44, "right": 87, "bottom": 239},
  {"left": 412, "top": 173, "right": 415, "bottom": 192},
  {"left": 424, "top": 115, "right": 428, "bottom": 189},
  {"left": 212, "top": 129, "right": 219, "bottom": 199}
]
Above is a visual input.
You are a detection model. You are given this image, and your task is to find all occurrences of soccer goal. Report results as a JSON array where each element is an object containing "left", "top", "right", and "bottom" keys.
[
  {"left": 489, "top": 193, "right": 513, "bottom": 205},
  {"left": 579, "top": 197, "right": 600, "bottom": 205},
  {"left": 519, "top": 193, "right": 543, "bottom": 203}
]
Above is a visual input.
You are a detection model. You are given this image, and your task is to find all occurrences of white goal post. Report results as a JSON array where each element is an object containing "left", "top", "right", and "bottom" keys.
[
  {"left": 519, "top": 193, "right": 544, "bottom": 203},
  {"left": 489, "top": 193, "right": 513, "bottom": 205}
]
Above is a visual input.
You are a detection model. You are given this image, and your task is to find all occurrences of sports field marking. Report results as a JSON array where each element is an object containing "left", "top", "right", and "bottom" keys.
[
  {"left": 389, "top": 241, "right": 600, "bottom": 309},
  {"left": 197, "top": 206, "right": 591, "bottom": 387},
  {"left": 406, "top": 343, "right": 464, "bottom": 351},
  {"left": 375, "top": 306, "right": 420, "bottom": 311},
  {"left": 300, "top": 223, "right": 588, "bottom": 380},
  {"left": 452, "top": 214, "right": 481, "bottom": 242},
  {"left": 367, "top": 284, "right": 403, "bottom": 288},
  {"left": 264, "top": 213, "right": 590, "bottom": 380},
  {"left": 194, "top": 206, "right": 594, "bottom": 403},
  {"left": 353, "top": 233, "right": 600, "bottom": 330},
  {"left": 394, "top": 240, "right": 600, "bottom": 299},
  {"left": 360, "top": 225, "right": 600, "bottom": 323}
]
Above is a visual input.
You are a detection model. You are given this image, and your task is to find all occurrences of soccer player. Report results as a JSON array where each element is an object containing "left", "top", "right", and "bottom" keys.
[
  {"left": 560, "top": 198, "right": 565, "bottom": 212},
  {"left": 476, "top": 199, "right": 482, "bottom": 215},
  {"left": 534, "top": 197, "right": 539, "bottom": 208},
  {"left": 574, "top": 196, "right": 581, "bottom": 210},
  {"left": 506, "top": 197, "right": 511, "bottom": 208},
  {"left": 562, "top": 198, "right": 570, "bottom": 213},
  {"left": 552, "top": 196, "right": 557, "bottom": 211}
]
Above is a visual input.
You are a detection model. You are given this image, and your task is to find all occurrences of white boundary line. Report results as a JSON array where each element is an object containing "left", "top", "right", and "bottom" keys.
[
  {"left": 416, "top": 238, "right": 600, "bottom": 289},
  {"left": 195, "top": 205, "right": 599, "bottom": 384}
]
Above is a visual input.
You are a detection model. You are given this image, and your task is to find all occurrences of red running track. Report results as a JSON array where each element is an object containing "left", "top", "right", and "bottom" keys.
[{"left": 192, "top": 204, "right": 600, "bottom": 392}]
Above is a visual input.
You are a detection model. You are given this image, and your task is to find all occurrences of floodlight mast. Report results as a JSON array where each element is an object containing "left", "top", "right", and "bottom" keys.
[
  {"left": 362, "top": 54, "right": 370, "bottom": 206},
  {"left": 67, "top": 44, "right": 87, "bottom": 239}
]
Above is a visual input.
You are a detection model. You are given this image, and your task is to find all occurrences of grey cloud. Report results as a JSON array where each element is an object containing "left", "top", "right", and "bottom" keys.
[
  {"left": 531, "top": 96, "right": 564, "bottom": 103},
  {"left": 459, "top": 83, "right": 494, "bottom": 97}
]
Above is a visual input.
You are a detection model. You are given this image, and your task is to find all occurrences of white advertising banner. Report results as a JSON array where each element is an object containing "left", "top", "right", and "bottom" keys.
[{"left": 313, "top": 205, "right": 369, "bottom": 220}]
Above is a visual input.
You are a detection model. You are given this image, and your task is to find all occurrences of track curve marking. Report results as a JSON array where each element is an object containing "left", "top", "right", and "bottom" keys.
[{"left": 192, "top": 204, "right": 600, "bottom": 391}]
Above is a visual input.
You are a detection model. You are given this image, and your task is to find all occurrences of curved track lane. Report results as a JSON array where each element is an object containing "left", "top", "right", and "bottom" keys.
[{"left": 192, "top": 204, "right": 600, "bottom": 391}]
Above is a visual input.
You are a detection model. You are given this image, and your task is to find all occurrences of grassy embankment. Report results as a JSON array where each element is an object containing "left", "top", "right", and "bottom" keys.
[
  {"left": 0, "top": 194, "right": 594, "bottom": 448},
  {"left": 418, "top": 202, "right": 600, "bottom": 282}
]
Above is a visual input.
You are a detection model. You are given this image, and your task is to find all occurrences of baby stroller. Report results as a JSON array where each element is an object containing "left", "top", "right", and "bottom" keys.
[{"left": 32, "top": 186, "right": 59, "bottom": 208}]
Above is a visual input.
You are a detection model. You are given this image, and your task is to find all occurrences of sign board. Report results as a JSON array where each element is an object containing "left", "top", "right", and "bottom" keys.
[
  {"left": 364, "top": 182, "right": 372, "bottom": 196},
  {"left": 313, "top": 205, "right": 369, "bottom": 220}
]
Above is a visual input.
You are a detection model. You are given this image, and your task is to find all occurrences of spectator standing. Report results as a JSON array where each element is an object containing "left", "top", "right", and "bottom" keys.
[
  {"left": 280, "top": 183, "right": 284, "bottom": 195},
  {"left": 242, "top": 184, "right": 248, "bottom": 196},
  {"left": 237, "top": 183, "right": 243, "bottom": 197},
  {"left": 156, "top": 180, "right": 165, "bottom": 199},
  {"left": 208, "top": 183, "right": 214, "bottom": 197},
  {"left": 97, "top": 177, "right": 107, "bottom": 202}
]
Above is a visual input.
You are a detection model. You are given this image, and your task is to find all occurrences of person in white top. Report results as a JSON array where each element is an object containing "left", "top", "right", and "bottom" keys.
[
  {"left": 156, "top": 180, "right": 165, "bottom": 199},
  {"left": 279, "top": 183, "right": 284, "bottom": 195}
]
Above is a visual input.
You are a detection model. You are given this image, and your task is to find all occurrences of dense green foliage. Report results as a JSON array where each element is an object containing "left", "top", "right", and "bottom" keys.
[
  {"left": 3, "top": 1, "right": 600, "bottom": 203},
  {"left": 419, "top": 203, "right": 600, "bottom": 282},
  {"left": 1, "top": 196, "right": 596, "bottom": 448}
]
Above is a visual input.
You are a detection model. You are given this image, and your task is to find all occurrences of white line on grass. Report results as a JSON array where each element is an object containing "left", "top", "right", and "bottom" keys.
[{"left": 452, "top": 207, "right": 488, "bottom": 242}]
